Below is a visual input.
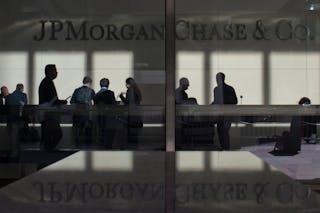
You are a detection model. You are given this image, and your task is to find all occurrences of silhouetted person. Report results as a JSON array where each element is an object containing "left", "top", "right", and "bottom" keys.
[
  {"left": 175, "top": 78, "right": 202, "bottom": 149},
  {"left": 38, "top": 64, "right": 67, "bottom": 151},
  {"left": 6, "top": 84, "right": 27, "bottom": 106},
  {"left": 71, "top": 76, "right": 95, "bottom": 145},
  {"left": 176, "top": 78, "right": 189, "bottom": 104},
  {"left": 271, "top": 97, "right": 315, "bottom": 155},
  {"left": 39, "top": 64, "right": 67, "bottom": 105},
  {"left": 94, "top": 78, "right": 116, "bottom": 105},
  {"left": 119, "top": 78, "right": 143, "bottom": 148},
  {"left": 175, "top": 77, "right": 198, "bottom": 104},
  {"left": 0, "top": 86, "right": 9, "bottom": 105},
  {"left": 120, "top": 77, "right": 142, "bottom": 105},
  {"left": 213, "top": 73, "right": 237, "bottom": 105},
  {"left": 292, "top": 97, "right": 317, "bottom": 143},
  {"left": 0, "top": 86, "right": 9, "bottom": 152},
  {"left": 5, "top": 84, "right": 27, "bottom": 158},
  {"left": 94, "top": 78, "right": 117, "bottom": 148},
  {"left": 71, "top": 76, "right": 95, "bottom": 105},
  {"left": 0, "top": 86, "right": 8, "bottom": 139},
  {"left": 5, "top": 83, "right": 28, "bottom": 122},
  {"left": 213, "top": 72, "right": 237, "bottom": 150}
]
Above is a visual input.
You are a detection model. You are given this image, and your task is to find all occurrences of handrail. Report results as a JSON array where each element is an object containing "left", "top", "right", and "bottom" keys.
[{"left": 1, "top": 105, "right": 320, "bottom": 116}]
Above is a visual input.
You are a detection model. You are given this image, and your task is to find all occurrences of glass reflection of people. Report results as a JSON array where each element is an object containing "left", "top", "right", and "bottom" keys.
[
  {"left": 0, "top": 86, "right": 9, "bottom": 156},
  {"left": 94, "top": 78, "right": 116, "bottom": 105},
  {"left": 0, "top": 86, "right": 9, "bottom": 105},
  {"left": 119, "top": 77, "right": 142, "bottom": 105},
  {"left": 119, "top": 78, "right": 142, "bottom": 147},
  {"left": 293, "top": 97, "right": 317, "bottom": 143},
  {"left": 175, "top": 77, "right": 199, "bottom": 149},
  {"left": 94, "top": 78, "right": 117, "bottom": 148},
  {"left": 6, "top": 84, "right": 27, "bottom": 106},
  {"left": 71, "top": 76, "right": 95, "bottom": 105},
  {"left": 213, "top": 72, "right": 238, "bottom": 150},
  {"left": 5, "top": 84, "right": 28, "bottom": 158},
  {"left": 175, "top": 77, "right": 198, "bottom": 104},
  {"left": 38, "top": 64, "right": 67, "bottom": 151},
  {"left": 39, "top": 64, "right": 67, "bottom": 105},
  {"left": 70, "top": 76, "right": 95, "bottom": 146}
]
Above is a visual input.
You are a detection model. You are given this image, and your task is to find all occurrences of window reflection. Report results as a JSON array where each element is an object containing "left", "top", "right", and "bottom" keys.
[
  {"left": 0, "top": 52, "right": 28, "bottom": 96},
  {"left": 92, "top": 51, "right": 133, "bottom": 97},
  {"left": 177, "top": 151, "right": 205, "bottom": 171},
  {"left": 210, "top": 152, "right": 264, "bottom": 171},
  {"left": 45, "top": 152, "right": 86, "bottom": 171},
  {"left": 270, "top": 52, "right": 320, "bottom": 104},
  {"left": 92, "top": 151, "right": 133, "bottom": 171},
  {"left": 177, "top": 51, "right": 205, "bottom": 104}
]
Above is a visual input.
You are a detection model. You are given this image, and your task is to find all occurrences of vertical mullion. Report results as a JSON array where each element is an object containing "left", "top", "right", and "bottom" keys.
[
  {"left": 165, "top": 0, "right": 175, "bottom": 152},
  {"left": 263, "top": 51, "right": 270, "bottom": 105},
  {"left": 28, "top": 51, "right": 34, "bottom": 104},
  {"left": 165, "top": 0, "right": 176, "bottom": 213}
]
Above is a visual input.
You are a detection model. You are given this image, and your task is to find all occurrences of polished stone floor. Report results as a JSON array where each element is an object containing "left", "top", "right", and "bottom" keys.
[{"left": 0, "top": 151, "right": 320, "bottom": 212}]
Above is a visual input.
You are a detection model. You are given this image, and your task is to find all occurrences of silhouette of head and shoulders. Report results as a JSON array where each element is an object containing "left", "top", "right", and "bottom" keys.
[
  {"left": 213, "top": 72, "right": 237, "bottom": 105},
  {"left": 71, "top": 76, "right": 95, "bottom": 105},
  {"left": 44, "top": 64, "right": 57, "bottom": 81},
  {"left": 38, "top": 64, "right": 67, "bottom": 105},
  {"left": 0, "top": 86, "right": 9, "bottom": 105},
  {"left": 120, "top": 77, "right": 142, "bottom": 105},
  {"left": 1, "top": 86, "right": 9, "bottom": 98},
  {"left": 175, "top": 77, "right": 189, "bottom": 104},
  {"left": 94, "top": 78, "right": 116, "bottom": 105},
  {"left": 6, "top": 83, "right": 28, "bottom": 105}
]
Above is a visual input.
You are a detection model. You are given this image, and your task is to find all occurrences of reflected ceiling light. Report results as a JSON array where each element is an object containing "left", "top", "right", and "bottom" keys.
[{"left": 306, "top": 0, "right": 320, "bottom": 11}]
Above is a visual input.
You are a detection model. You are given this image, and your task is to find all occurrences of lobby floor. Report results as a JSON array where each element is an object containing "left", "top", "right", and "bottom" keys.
[
  {"left": 0, "top": 151, "right": 320, "bottom": 212},
  {"left": 242, "top": 143, "right": 320, "bottom": 180}
]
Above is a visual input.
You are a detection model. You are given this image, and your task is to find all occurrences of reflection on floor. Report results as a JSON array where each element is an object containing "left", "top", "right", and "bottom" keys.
[
  {"left": 0, "top": 151, "right": 320, "bottom": 213},
  {"left": 0, "top": 150, "right": 75, "bottom": 188}
]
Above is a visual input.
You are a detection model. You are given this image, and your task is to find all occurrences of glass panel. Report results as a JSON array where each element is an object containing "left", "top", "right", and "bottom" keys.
[
  {"left": 175, "top": 1, "right": 320, "bottom": 211},
  {"left": 0, "top": 151, "right": 165, "bottom": 213},
  {"left": 176, "top": 151, "right": 320, "bottom": 212},
  {"left": 0, "top": 0, "right": 165, "bottom": 198},
  {"left": 175, "top": 1, "right": 320, "bottom": 153}
]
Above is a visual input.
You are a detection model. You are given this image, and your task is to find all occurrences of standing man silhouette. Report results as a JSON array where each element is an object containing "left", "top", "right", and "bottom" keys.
[
  {"left": 213, "top": 72, "right": 237, "bottom": 150},
  {"left": 38, "top": 64, "right": 67, "bottom": 151},
  {"left": 94, "top": 78, "right": 117, "bottom": 148},
  {"left": 94, "top": 78, "right": 116, "bottom": 105},
  {"left": 70, "top": 76, "right": 95, "bottom": 145},
  {"left": 119, "top": 78, "right": 143, "bottom": 148},
  {"left": 5, "top": 84, "right": 28, "bottom": 158}
]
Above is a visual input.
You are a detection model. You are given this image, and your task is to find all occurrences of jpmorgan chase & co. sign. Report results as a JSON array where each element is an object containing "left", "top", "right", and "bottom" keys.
[{"left": 33, "top": 19, "right": 314, "bottom": 42}]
